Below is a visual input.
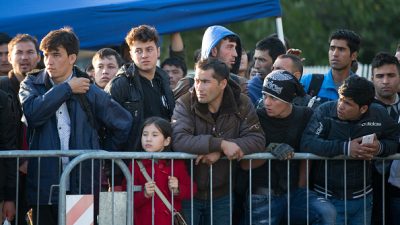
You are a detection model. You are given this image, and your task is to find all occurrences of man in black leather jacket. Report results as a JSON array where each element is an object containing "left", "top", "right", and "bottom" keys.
[{"left": 105, "top": 25, "right": 174, "bottom": 152}]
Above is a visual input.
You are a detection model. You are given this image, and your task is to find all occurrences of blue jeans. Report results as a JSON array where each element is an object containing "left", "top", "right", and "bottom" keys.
[
  {"left": 181, "top": 195, "right": 233, "bottom": 225},
  {"left": 245, "top": 188, "right": 336, "bottom": 225},
  {"left": 329, "top": 193, "right": 372, "bottom": 225}
]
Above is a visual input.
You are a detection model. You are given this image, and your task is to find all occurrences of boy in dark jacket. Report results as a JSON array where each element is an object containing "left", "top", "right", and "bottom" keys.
[
  {"left": 19, "top": 27, "right": 132, "bottom": 225},
  {"left": 301, "top": 76, "right": 400, "bottom": 224}
]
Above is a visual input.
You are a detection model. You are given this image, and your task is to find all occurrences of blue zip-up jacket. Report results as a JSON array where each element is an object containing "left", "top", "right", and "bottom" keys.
[
  {"left": 300, "top": 69, "right": 355, "bottom": 103},
  {"left": 300, "top": 101, "right": 399, "bottom": 199},
  {"left": 19, "top": 68, "right": 132, "bottom": 204},
  {"left": 248, "top": 74, "right": 263, "bottom": 105}
]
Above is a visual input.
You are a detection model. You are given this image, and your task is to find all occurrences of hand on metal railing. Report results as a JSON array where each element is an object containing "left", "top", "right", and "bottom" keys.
[
  {"left": 267, "top": 143, "right": 294, "bottom": 160},
  {"left": 221, "top": 140, "right": 244, "bottom": 160},
  {"left": 144, "top": 181, "right": 156, "bottom": 198},
  {"left": 195, "top": 152, "right": 221, "bottom": 165},
  {"left": 349, "top": 136, "right": 380, "bottom": 160}
]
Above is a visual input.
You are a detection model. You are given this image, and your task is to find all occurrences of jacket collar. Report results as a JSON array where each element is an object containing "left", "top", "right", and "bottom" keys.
[
  {"left": 7, "top": 70, "right": 21, "bottom": 94},
  {"left": 191, "top": 79, "right": 241, "bottom": 121},
  {"left": 373, "top": 93, "right": 400, "bottom": 107},
  {"left": 326, "top": 69, "right": 356, "bottom": 89},
  {"left": 28, "top": 66, "right": 85, "bottom": 88}
]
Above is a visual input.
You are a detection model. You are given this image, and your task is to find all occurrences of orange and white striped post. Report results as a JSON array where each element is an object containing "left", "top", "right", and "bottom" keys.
[{"left": 66, "top": 195, "right": 94, "bottom": 225}]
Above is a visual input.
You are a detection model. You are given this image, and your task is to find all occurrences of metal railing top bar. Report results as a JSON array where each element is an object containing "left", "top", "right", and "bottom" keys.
[
  {"left": 0, "top": 151, "right": 400, "bottom": 160},
  {"left": 0, "top": 150, "right": 100, "bottom": 157}
]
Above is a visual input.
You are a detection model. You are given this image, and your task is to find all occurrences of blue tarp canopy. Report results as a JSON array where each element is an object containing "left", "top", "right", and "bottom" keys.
[{"left": 0, "top": 0, "right": 282, "bottom": 49}]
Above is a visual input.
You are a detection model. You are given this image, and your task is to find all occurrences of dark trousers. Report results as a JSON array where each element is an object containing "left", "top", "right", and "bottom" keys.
[
  {"left": 31, "top": 205, "right": 58, "bottom": 225},
  {"left": 371, "top": 166, "right": 392, "bottom": 225},
  {"left": 13, "top": 174, "right": 29, "bottom": 225}
]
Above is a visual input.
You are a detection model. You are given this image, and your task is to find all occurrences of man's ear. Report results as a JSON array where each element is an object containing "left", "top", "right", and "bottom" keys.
[
  {"left": 360, "top": 105, "right": 368, "bottom": 114},
  {"left": 220, "top": 78, "right": 228, "bottom": 90},
  {"left": 351, "top": 51, "right": 358, "bottom": 61},
  {"left": 293, "top": 71, "right": 302, "bottom": 80},
  {"left": 211, "top": 47, "right": 218, "bottom": 57},
  {"left": 68, "top": 54, "right": 77, "bottom": 65}
]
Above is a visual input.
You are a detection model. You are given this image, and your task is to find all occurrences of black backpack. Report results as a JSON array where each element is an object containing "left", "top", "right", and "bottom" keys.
[{"left": 307, "top": 74, "right": 324, "bottom": 97}]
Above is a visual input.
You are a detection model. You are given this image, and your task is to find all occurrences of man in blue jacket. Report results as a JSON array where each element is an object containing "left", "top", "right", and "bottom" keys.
[
  {"left": 301, "top": 76, "right": 400, "bottom": 225},
  {"left": 300, "top": 29, "right": 361, "bottom": 105},
  {"left": 18, "top": 27, "right": 132, "bottom": 225}
]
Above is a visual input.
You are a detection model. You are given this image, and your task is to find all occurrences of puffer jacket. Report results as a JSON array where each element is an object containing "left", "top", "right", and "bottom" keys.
[
  {"left": 301, "top": 101, "right": 400, "bottom": 199},
  {"left": 172, "top": 80, "right": 265, "bottom": 199}
]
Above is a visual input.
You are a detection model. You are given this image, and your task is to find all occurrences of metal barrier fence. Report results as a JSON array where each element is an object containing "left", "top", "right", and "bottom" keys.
[{"left": 0, "top": 151, "right": 399, "bottom": 225}]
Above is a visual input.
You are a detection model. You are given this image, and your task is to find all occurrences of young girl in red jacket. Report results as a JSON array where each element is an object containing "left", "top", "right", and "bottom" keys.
[{"left": 125, "top": 116, "right": 195, "bottom": 225}]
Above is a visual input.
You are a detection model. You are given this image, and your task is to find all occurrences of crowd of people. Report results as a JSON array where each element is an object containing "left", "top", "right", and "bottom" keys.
[{"left": 0, "top": 24, "right": 400, "bottom": 225}]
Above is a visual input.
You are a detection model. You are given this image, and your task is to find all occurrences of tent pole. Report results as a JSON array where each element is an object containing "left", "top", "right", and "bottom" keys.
[{"left": 275, "top": 17, "right": 285, "bottom": 46}]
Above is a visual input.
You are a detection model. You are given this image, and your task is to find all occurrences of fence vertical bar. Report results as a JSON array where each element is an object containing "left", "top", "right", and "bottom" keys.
[
  {"left": 15, "top": 157, "right": 20, "bottom": 225},
  {"left": 210, "top": 164, "right": 213, "bottom": 225},
  {"left": 36, "top": 157, "right": 41, "bottom": 225},
  {"left": 249, "top": 159, "right": 252, "bottom": 225},
  {"left": 229, "top": 160, "right": 232, "bottom": 225},
  {"left": 190, "top": 159, "right": 194, "bottom": 225}
]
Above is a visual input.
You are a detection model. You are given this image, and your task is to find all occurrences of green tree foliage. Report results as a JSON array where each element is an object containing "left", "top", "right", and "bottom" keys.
[{"left": 161, "top": 0, "right": 400, "bottom": 67}]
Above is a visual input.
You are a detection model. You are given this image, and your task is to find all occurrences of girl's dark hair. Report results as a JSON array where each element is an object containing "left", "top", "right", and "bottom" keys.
[{"left": 141, "top": 117, "right": 172, "bottom": 151}]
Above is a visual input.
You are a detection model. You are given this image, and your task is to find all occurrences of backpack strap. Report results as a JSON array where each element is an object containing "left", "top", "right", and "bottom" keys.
[
  {"left": 307, "top": 74, "right": 324, "bottom": 97},
  {"left": 73, "top": 67, "right": 97, "bottom": 129}
]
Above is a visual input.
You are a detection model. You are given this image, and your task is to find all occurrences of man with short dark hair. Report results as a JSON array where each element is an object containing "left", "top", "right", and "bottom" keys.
[
  {"left": 105, "top": 24, "right": 175, "bottom": 151},
  {"left": 0, "top": 33, "right": 41, "bottom": 225},
  {"left": 301, "top": 76, "right": 399, "bottom": 224},
  {"left": 0, "top": 33, "right": 12, "bottom": 76},
  {"left": 92, "top": 47, "right": 123, "bottom": 89},
  {"left": 247, "top": 36, "right": 287, "bottom": 105},
  {"left": 172, "top": 58, "right": 265, "bottom": 225},
  {"left": 161, "top": 57, "right": 187, "bottom": 90},
  {"left": 0, "top": 34, "right": 40, "bottom": 149},
  {"left": 300, "top": 29, "right": 361, "bottom": 103},
  {"left": 370, "top": 52, "right": 400, "bottom": 225},
  {"left": 273, "top": 54, "right": 303, "bottom": 80},
  {"left": 19, "top": 27, "right": 132, "bottom": 225}
]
